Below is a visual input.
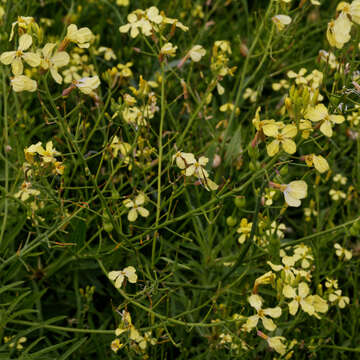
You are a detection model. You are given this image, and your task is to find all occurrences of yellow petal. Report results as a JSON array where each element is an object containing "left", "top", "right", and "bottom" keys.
[
  {"left": 11, "top": 57, "right": 23, "bottom": 75},
  {"left": 18, "top": 34, "right": 33, "bottom": 51},
  {"left": 263, "top": 306, "right": 282, "bottom": 318},
  {"left": 320, "top": 120, "right": 333, "bottom": 137},
  {"left": 266, "top": 140, "right": 279, "bottom": 156},
  {"left": 52, "top": 51, "right": 70, "bottom": 67},
  {"left": 123, "top": 199, "right": 134, "bottom": 208},
  {"left": 137, "top": 206, "right": 149, "bottom": 218},
  {"left": 108, "top": 270, "right": 121, "bottom": 281},
  {"left": 300, "top": 298, "right": 315, "bottom": 315},
  {"left": 135, "top": 194, "right": 145, "bottom": 205},
  {"left": 204, "top": 178, "right": 219, "bottom": 191},
  {"left": 0, "top": 51, "right": 16, "bottom": 65},
  {"left": 267, "top": 261, "right": 283, "bottom": 272},
  {"left": 313, "top": 155, "right": 329, "bottom": 173},
  {"left": 298, "top": 282, "right": 310, "bottom": 298},
  {"left": 185, "top": 164, "right": 195, "bottom": 176},
  {"left": 282, "top": 124, "right": 297, "bottom": 138},
  {"left": 283, "top": 285, "right": 296, "bottom": 299},
  {"left": 286, "top": 180, "right": 308, "bottom": 199},
  {"left": 124, "top": 266, "right": 137, "bottom": 283},
  {"left": 23, "top": 52, "right": 41, "bottom": 67},
  {"left": 330, "top": 114, "right": 345, "bottom": 124},
  {"left": 262, "top": 317, "right": 276, "bottom": 331},
  {"left": 248, "top": 294, "right": 263, "bottom": 311},
  {"left": 11, "top": 75, "right": 37, "bottom": 92},
  {"left": 245, "top": 315, "right": 259, "bottom": 329},
  {"left": 128, "top": 208, "right": 138, "bottom": 222},
  {"left": 305, "top": 104, "right": 328, "bottom": 122},
  {"left": 333, "top": 12, "right": 352, "bottom": 47},
  {"left": 114, "top": 274, "right": 125, "bottom": 288},
  {"left": 267, "top": 337, "right": 286, "bottom": 355},
  {"left": 288, "top": 300, "right": 299, "bottom": 315},
  {"left": 262, "top": 122, "right": 279, "bottom": 137},
  {"left": 42, "top": 43, "right": 56, "bottom": 58},
  {"left": 284, "top": 192, "right": 301, "bottom": 207},
  {"left": 50, "top": 68, "right": 63, "bottom": 84},
  {"left": 282, "top": 139, "right": 296, "bottom": 154}
]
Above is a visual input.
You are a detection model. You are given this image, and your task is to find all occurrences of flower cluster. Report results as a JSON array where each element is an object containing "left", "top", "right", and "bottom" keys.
[{"left": 172, "top": 151, "right": 218, "bottom": 191}]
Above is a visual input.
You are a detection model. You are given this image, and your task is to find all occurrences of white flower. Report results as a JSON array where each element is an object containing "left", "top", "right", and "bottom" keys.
[
  {"left": 108, "top": 266, "right": 138, "bottom": 288},
  {"left": 123, "top": 194, "right": 149, "bottom": 222}
]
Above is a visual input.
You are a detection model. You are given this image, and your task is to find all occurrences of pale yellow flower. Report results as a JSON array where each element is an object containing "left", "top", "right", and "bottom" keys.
[
  {"left": 267, "top": 336, "right": 287, "bottom": 355},
  {"left": 333, "top": 173, "right": 347, "bottom": 185},
  {"left": 35, "top": 141, "right": 61, "bottom": 163},
  {"left": 252, "top": 107, "right": 280, "bottom": 137},
  {"left": 1, "top": 34, "right": 41, "bottom": 75},
  {"left": 337, "top": 1, "right": 360, "bottom": 24},
  {"left": 162, "top": 15, "right": 189, "bottom": 32},
  {"left": 117, "top": 62, "right": 133, "bottom": 77},
  {"left": 109, "top": 136, "right": 131, "bottom": 162},
  {"left": 108, "top": 266, "right": 138, "bottom": 288},
  {"left": 245, "top": 294, "right": 282, "bottom": 331},
  {"left": 283, "top": 282, "right": 315, "bottom": 316},
  {"left": 304, "top": 154, "right": 329, "bottom": 173},
  {"left": 328, "top": 289, "right": 350, "bottom": 308},
  {"left": 319, "top": 50, "right": 339, "bottom": 69},
  {"left": 172, "top": 151, "right": 196, "bottom": 169},
  {"left": 294, "top": 244, "right": 314, "bottom": 268},
  {"left": 267, "top": 255, "right": 297, "bottom": 282},
  {"left": 24, "top": 141, "right": 43, "bottom": 162},
  {"left": 329, "top": 189, "right": 346, "bottom": 201},
  {"left": 119, "top": 13, "right": 142, "bottom": 38},
  {"left": 327, "top": 12, "right": 352, "bottom": 49},
  {"left": 9, "top": 16, "right": 36, "bottom": 41},
  {"left": 123, "top": 193, "right": 149, "bottom": 222},
  {"left": 325, "top": 278, "right": 338, "bottom": 289},
  {"left": 65, "top": 24, "right": 94, "bottom": 48},
  {"left": 265, "top": 221, "right": 286, "bottom": 239},
  {"left": 10, "top": 75, "right": 37, "bottom": 92},
  {"left": 272, "top": 79, "right": 289, "bottom": 91},
  {"left": 184, "top": 156, "right": 218, "bottom": 191},
  {"left": 279, "top": 180, "right": 307, "bottom": 207},
  {"left": 253, "top": 271, "right": 276, "bottom": 291},
  {"left": 74, "top": 76, "right": 100, "bottom": 95},
  {"left": 110, "top": 338, "right": 123, "bottom": 352},
  {"left": 40, "top": 43, "right": 70, "bottom": 84},
  {"left": 307, "top": 295, "right": 328, "bottom": 318},
  {"left": 305, "top": 104, "right": 345, "bottom": 137},
  {"left": 266, "top": 124, "right": 297, "bottom": 156},
  {"left": 243, "top": 87, "right": 258, "bottom": 102},
  {"left": 334, "top": 243, "right": 352, "bottom": 261},
  {"left": 264, "top": 188, "right": 276, "bottom": 206},
  {"left": 237, "top": 218, "right": 252, "bottom": 244},
  {"left": 220, "top": 103, "right": 240, "bottom": 114},
  {"left": 351, "top": 0, "right": 360, "bottom": 24},
  {"left": 287, "top": 68, "right": 308, "bottom": 85},
  {"left": 146, "top": 6, "right": 163, "bottom": 24},
  {"left": 4, "top": 336, "right": 27, "bottom": 350},
  {"left": 189, "top": 45, "right": 206, "bottom": 62},
  {"left": 160, "top": 42, "right": 177, "bottom": 57},
  {"left": 98, "top": 46, "right": 116, "bottom": 61},
  {"left": 15, "top": 181, "right": 40, "bottom": 201},
  {"left": 272, "top": 14, "right": 292, "bottom": 31}
]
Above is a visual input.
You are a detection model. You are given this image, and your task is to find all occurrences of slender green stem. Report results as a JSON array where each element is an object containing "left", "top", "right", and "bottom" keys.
[
  {"left": 0, "top": 70, "right": 9, "bottom": 246},
  {"left": 152, "top": 63, "right": 166, "bottom": 267},
  {"left": 8, "top": 319, "right": 115, "bottom": 335}
]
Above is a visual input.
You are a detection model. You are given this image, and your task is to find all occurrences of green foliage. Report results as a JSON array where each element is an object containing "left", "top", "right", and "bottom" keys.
[{"left": 0, "top": 0, "right": 360, "bottom": 358}]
